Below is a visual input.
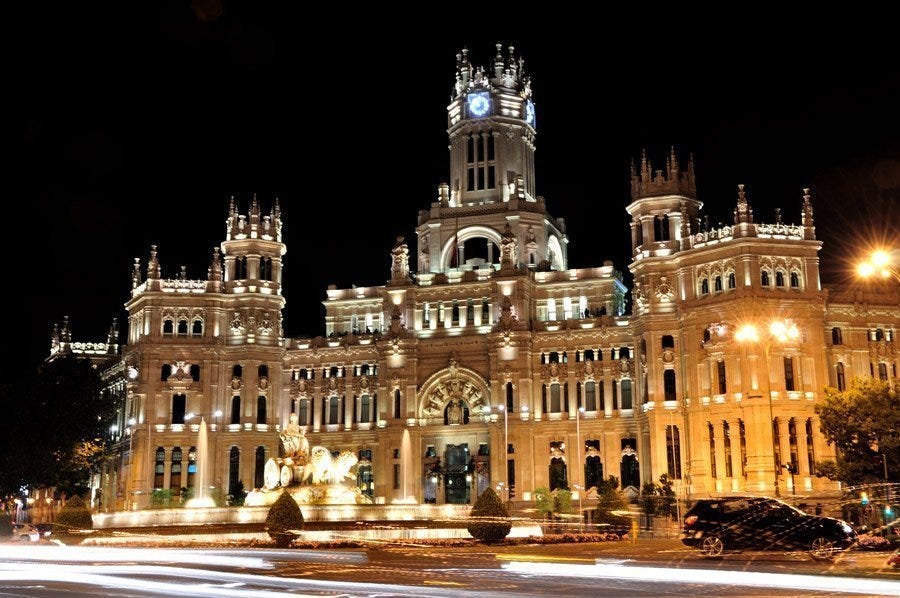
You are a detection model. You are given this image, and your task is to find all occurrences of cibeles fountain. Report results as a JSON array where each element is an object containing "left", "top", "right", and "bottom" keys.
[{"left": 244, "top": 414, "right": 371, "bottom": 507}]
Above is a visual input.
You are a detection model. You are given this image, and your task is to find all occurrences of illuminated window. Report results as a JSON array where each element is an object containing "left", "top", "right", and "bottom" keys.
[
  {"left": 154, "top": 447, "right": 165, "bottom": 489},
  {"left": 170, "top": 447, "right": 182, "bottom": 493}
]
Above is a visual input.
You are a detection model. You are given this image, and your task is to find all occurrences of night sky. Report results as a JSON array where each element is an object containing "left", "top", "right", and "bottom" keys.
[{"left": 10, "top": 5, "right": 899, "bottom": 378}]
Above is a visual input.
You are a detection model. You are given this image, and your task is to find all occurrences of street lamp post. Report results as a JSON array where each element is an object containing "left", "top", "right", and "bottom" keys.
[{"left": 736, "top": 320, "right": 800, "bottom": 498}]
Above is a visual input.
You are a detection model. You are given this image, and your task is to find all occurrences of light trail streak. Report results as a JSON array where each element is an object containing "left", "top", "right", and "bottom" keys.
[
  {"left": 0, "top": 545, "right": 272, "bottom": 569},
  {"left": 501, "top": 560, "right": 900, "bottom": 595}
]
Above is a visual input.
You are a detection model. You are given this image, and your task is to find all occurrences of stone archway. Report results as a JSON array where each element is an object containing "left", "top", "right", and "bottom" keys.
[
  {"left": 438, "top": 225, "right": 503, "bottom": 271},
  {"left": 417, "top": 357, "right": 491, "bottom": 425}
]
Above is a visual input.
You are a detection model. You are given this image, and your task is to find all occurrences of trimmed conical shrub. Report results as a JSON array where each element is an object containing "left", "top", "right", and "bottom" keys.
[
  {"left": 265, "top": 491, "right": 304, "bottom": 548},
  {"left": 467, "top": 487, "right": 511, "bottom": 543},
  {"left": 0, "top": 511, "right": 12, "bottom": 537},
  {"left": 55, "top": 496, "right": 93, "bottom": 532}
]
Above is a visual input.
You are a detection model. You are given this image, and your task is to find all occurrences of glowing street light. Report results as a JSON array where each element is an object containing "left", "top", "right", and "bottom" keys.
[
  {"left": 857, "top": 249, "right": 899, "bottom": 282},
  {"left": 735, "top": 319, "right": 801, "bottom": 497}
]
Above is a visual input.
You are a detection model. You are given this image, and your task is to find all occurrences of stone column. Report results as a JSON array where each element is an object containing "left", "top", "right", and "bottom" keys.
[
  {"left": 795, "top": 416, "right": 811, "bottom": 492},
  {"left": 728, "top": 418, "right": 744, "bottom": 491},
  {"left": 713, "top": 421, "right": 727, "bottom": 488},
  {"left": 777, "top": 417, "right": 792, "bottom": 495}
]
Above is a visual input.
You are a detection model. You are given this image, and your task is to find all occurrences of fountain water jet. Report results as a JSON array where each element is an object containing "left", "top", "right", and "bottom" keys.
[
  {"left": 185, "top": 417, "right": 216, "bottom": 508},
  {"left": 392, "top": 428, "right": 417, "bottom": 504}
]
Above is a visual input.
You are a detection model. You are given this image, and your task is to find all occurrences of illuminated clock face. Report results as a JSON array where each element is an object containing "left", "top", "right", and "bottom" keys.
[
  {"left": 468, "top": 93, "right": 490, "bottom": 117},
  {"left": 525, "top": 100, "right": 535, "bottom": 127}
]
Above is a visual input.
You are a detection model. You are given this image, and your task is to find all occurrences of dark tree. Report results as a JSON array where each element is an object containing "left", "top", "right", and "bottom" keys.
[{"left": 0, "top": 356, "right": 107, "bottom": 496}]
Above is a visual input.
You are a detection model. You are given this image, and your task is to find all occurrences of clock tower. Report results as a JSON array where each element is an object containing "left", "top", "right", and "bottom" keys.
[
  {"left": 416, "top": 44, "right": 565, "bottom": 275},
  {"left": 447, "top": 44, "right": 537, "bottom": 206}
]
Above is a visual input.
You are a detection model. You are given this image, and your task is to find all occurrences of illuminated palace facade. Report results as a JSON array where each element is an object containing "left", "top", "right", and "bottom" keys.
[{"left": 73, "top": 47, "right": 898, "bottom": 511}]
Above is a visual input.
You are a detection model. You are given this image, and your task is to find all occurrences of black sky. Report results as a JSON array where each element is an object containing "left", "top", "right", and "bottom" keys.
[{"left": 10, "top": 5, "right": 899, "bottom": 378}]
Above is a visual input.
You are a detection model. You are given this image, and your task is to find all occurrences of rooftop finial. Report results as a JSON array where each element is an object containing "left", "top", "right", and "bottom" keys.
[
  {"left": 774, "top": 207, "right": 783, "bottom": 225},
  {"left": 733, "top": 183, "right": 753, "bottom": 224},
  {"left": 132, "top": 257, "right": 142, "bottom": 288},
  {"left": 273, "top": 193, "right": 281, "bottom": 220},
  {"left": 801, "top": 187, "right": 815, "bottom": 231},
  {"left": 229, "top": 194, "right": 236, "bottom": 216},
  {"left": 147, "top": 245, "right": 160, "bottom": 279}
]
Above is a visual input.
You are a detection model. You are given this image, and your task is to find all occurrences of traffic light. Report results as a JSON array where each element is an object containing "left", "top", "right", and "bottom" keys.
[{"left": 860, "top": 491, "right": 869, "bottom": 506}]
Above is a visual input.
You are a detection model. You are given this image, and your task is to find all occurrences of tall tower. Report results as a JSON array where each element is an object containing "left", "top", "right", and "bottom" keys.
[
  {"left": 416, "top": 45, "right": 567, "bottom": 275},
  {"left": 221, "top": 194, "right": 286, "bottom": 345}
]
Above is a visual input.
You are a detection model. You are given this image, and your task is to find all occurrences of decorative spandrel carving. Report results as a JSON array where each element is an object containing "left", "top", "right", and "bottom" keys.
[
  {"left": 633, "top": 282, "right": 648, "bottom": 310},
  {"left": 869, "top": 341, "right": 895, "bottom": 359},
  {"left": 499, "top": 295, "right": 517, "bottom": 331},
  {"left": 654, "top": 276, "right": 674, "bottom": 302},
  {"left": 230, "top": 312, "right": 244, "bottom": 334},
  {"left": 320, "top": 376, "right": 345, "bottom": 394},
  {"left": 352, "top": 374, "right": 377, "bottom": 393},
  {"left": 258, "top": 313, "right": 273, "bottom": 335},
  {"left": 540, "top": 362, "right": 566, "bottom": 382},
  {"left": 290, "top": 377, "right": 308, "bottom": 397},
  {"left": 611, "top": 359, "right": 634, "bottom": 379},
  {"left": 500, "top": 223, "right": 517, "bottom": 270},
  {"left": 389, "top": 304, "right": 405, "bottom": 338}
]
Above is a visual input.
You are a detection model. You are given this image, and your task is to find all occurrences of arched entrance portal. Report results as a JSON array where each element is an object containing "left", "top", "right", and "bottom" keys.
[{"left": 418, "top": 356, "right": 493, "bottom": 504}]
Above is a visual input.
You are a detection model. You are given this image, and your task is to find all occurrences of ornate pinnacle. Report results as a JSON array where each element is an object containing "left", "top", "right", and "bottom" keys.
[{"left": 802, "top": 187, "right": 814, "bottom": 228}]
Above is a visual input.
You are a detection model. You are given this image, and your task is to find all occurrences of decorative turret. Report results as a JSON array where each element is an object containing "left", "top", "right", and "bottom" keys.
[
  {"left": 630, "top": 149, "right": 697, "bottom": 201},
  {"left": 221, "top": 193, "right": 287, "bottom": 295},
  {"left": 626, "top": 148, "right": 702, "bottom": 257},
  {"left": 447, "top": 44, "right": 537, "bottom": 206},
  {"left": 206, "top": 247, "right": 224, "bottom": 292},
  {"left": 131, "top": 258, "right": 141, "bottom": 289},
  {"left": 733, "top": 184, "right": 754, "bottom": 224},
  {"left": 106, "top": 318, "right": 119, "bottom": 354}
]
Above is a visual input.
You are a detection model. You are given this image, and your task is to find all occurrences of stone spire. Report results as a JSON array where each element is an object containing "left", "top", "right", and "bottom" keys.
[
  {"left": 630, "top": 148, "right": 697, "bottom": 201},
  {"left": 733, "top": 184, "right": 753, "bottom": 224},
  {"left": 107, "top": 318, "right": 119, "bottom": 354},
  {"left": 147, "top": 245, "right": 160, "bottom": 279},
  {"left": 680, "top": 201, "right": 691, "bottom": 237},
  {"left": 801, "top": 187, "right": 816, "bottom": 239}
]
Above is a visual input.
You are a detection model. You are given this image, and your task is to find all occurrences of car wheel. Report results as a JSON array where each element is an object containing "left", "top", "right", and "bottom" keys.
[
  {"left": 18, "top": 535, "right": 32, "bottom": 542},
  {"left": 809, "top": 537, "right": 837, "bottom": 561},
  {"left": 699, "top": 535, "right": 725, "bottom": 558}
]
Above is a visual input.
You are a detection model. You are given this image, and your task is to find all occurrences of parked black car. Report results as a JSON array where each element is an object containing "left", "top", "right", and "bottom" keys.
[{"left": 681, "top": 496, "right": 857, "bottom": 560}]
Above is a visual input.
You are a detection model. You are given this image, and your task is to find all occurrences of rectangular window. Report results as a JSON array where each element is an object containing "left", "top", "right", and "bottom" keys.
[
  {"left": 550, "top": 383, "right": 561, "bottom": 413},
  {"left": 547, "top": 299, "right": 557, "bottom": 321},
  {"left": 620, "top": 379, "right": 632, "bottom": 410},
  {"left": 172, "top": 394, "right": 186, "bottom": 424},
  {"left": 708, "top": 423, "right": 717, "bottom": 478},
  {"left": 298, "top": 398, "right": 308, "bottom": 425},
  {"left": 467, "top": 168, "right": 475, "bottom": 191},
  {"left": 717, "top": 360, "right": 727, "bottom": 395},
  {"left": 724, "top": 422, "right": 733, "bottom": 478},
  {"left": 487, "top": 135, "right": 495, "bottom": 160},
  {"left": 360, "top": 395, "right": 371, "bottom": 423},
  {"left": 663, "top": 369, "right": 677, "bottom": 402},
  {"left": 585, "top": 381, "right": 596, "bottom": 411},
  {"left": 329, "top": 397, "right": 339, "bottom": 424},
  {"left": 467, "top": 136, "right": 474, "bottom": 164},
  {"left": 393, "top": 389, "right": 401, "bottom": 419},
  {"left": 666, "top": 425, "right": 682, "bottom": 479},
  {"left": 393, "top": 463, "right": 400, "bottom": 490},
  {"left": 783, "top": 357, "right": 795, "bottom": 391},
  {"left": 487, "top": 165, "right": 495, "bottom": 189},
  {"left": 598, "top": 381, "right": 605, "bottom": 411}
]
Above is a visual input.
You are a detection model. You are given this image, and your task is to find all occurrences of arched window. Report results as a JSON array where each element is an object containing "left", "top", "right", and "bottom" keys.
[
  {"left": 171, "top": 394, "right": 186, "bottom": 424},
  {"left": 831, "top": 327, "right": 843, "bottom": 345},
  {"left": 878, "top": 362, "right": 889, "bottom": 380},
  {"left": 163, "top": 320, "right": 174, "bottom": 335},
  {"left": 154, "top": 447, "right": 165, "bottom": 489},
  {"left": 664, "top": 370, "right": 677, "bottom": 402},
  {"left": 714, "top": 276, "right": 722, "bottom": 292},
  {"left": 256, "top": 396, "right": 267, "bottom": 424},
  {"left": 177, "top": 319, "right": 189, "bottom": 334},
  {"left": 254, "top": 446, "right": 266, "bottom": 489},
  {"left": 761, "top": 271, "right": 770, "bottom": 286},
  {"left": 836, "top": 363, "right": 846, "bottom": 391},
  {"left": 549, "top": 441, "right": 568, "bottom": 491},
  {"left": 170, "top": 447, "right": 182, "bottom": 494},
  {"left": 230, "top": 395, "right": 241, "bottom": 425},
  {"left": 790, "top": 271, "right": 800, "bottom": 288},
  {"left": 228, "top": 447, "right": 241, "bottom": 499},
  {"left": 700, "top": 278, "right": 709, "bottom": 295},
  {"left": 775, "top": 271, "right": 785, "bottom": 287},
  {"left": 727, "top": 272, "right": 736, "bottom": 289},
  {"left": 192, "top": 319, "right": 203, "bottom": 335}
]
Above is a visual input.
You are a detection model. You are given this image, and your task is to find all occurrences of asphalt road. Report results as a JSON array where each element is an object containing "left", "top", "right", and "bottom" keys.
[{"left": 0, "top": 540, "right": 897, "bottom": 597}]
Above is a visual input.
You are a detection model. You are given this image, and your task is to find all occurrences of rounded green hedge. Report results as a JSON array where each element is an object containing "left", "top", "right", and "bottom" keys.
[
  {"left": 467, "top": 488, "right": 511, "bottom": 543},
  {"left": 265, "top": 492, "right": 304, "bottom": 548},
  {"left": 55, "top": 496, "right": 93, "bottom": 532}
]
